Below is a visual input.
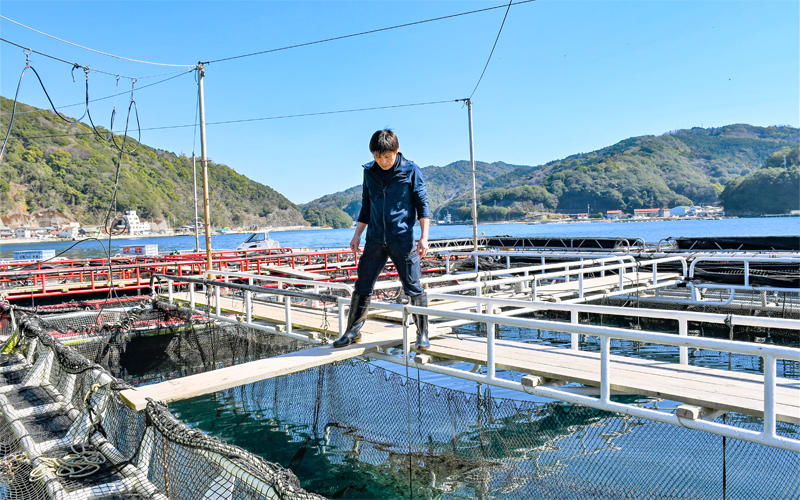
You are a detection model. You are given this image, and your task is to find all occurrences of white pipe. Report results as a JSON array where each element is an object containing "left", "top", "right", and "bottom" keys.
[
  {"left": 367, "top": 352, "right": 800, "bottom": 453},
  {"left": 424, "top": 292, "right": 800, "bottom": 331}
]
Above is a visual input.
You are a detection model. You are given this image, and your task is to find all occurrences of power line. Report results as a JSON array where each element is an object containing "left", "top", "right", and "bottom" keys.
[
  {"left": 469, "top": 0, "right": 515, "bottom": 100},
  {"left": 0, "top": 68, "right": 194, "bottom": 116},
  {"left": 0, "top": 15, "right": 193, "bottom": 68},
  {"left": 19, "top": 99, "right": 459, "bottom": 139},
  {"left": 203, "top": 0, "right": 536, "bottom": 65},
  {"left": 0, "top": 37, "right": 193, "bottom": 81}
]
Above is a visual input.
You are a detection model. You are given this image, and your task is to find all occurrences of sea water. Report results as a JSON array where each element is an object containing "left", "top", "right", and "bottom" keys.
[{"left": 1, "top": 217, "right": 798, "bottom": 260}]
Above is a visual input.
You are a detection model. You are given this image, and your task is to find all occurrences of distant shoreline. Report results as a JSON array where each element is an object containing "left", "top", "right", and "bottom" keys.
[{"left": 0, "top": 225, "right": 329, "bottom": 246}]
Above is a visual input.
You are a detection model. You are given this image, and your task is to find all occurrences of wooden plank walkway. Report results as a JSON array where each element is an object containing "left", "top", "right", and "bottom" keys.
[
  {"left": 534, "top": 272, "right": 681, "bottom": 301},
  {"left": 120, "top": 294, "right": 449, "bottom": 410},
  {"left": 422, "top": 335, "right": 800, "bottom": 424}
]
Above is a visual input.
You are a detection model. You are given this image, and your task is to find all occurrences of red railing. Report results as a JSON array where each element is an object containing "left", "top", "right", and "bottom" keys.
[{"left": 0, "top": 247, "right": 446, "bottom": 300}]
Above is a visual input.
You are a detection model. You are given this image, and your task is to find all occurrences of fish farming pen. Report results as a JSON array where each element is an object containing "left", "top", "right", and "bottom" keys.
[{"left": 0, "top": 242, "right": 798, "bottom": 499}]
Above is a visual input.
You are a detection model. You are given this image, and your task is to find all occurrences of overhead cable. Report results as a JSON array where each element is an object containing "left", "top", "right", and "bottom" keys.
[
  {"left": 0, "top": 67, "right": 194, "bottom": 116},
  {"left": 0, "top": 15, "right": 194, "bottom": 68},
  {"left": 0, "top": 37, "right": 193, "bottom": 81},
  {"left": 469, "top": 0, "right": 514, "bottom": 99},
  {"left": 203, "top": 0, "right": 536, "bottom": 64},
  {"left": 22, "top": 99, "right": 459, "bottom": 140}
]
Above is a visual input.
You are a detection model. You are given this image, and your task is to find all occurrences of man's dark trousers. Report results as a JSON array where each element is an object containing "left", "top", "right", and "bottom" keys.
[{"left": 354, "top": 240, "right": 424, "bottom": 297}]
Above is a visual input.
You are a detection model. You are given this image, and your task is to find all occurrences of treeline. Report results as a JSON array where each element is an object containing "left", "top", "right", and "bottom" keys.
[
  {"left": 302, "top": 206, "right": 353, "bottom": 229},
  {"left": 437, "top": 125, "right": 797, "bottom": 220},
  {"left": 719, "top": 146, "right": 800, "bottom": 215},
  {"left": 0, "top": 97, "right": 305, "bottom": 227}
]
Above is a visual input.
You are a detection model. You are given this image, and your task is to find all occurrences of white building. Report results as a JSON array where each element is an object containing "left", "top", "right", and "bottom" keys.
[
  {"left": 58, "top": 227, "right": 81, "bottom": 239},
  {"left": 607, "top": 210, "right": 622, "bottom": 220},
  {"left": 122, "top": 211, "right": 151, "bottom": 235},
  {"left": 14, "top": 227, "right": 32, "bottom": 238}
]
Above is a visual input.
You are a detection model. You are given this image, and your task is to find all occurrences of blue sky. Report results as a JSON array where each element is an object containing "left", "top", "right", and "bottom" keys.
[{"left": 1, "top": 1, "right": 798, "bottom": 204}]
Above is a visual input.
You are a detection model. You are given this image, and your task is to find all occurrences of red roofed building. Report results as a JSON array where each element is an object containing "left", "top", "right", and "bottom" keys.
[{"left": 607, "top": 210, "right": 622, "bottom": 220}]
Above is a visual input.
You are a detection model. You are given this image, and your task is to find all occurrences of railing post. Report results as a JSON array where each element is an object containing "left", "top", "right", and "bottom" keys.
[
  {"left": 475, "top": 277, "right": 482, "bottom": 313},
  {"left": 532, "top": 278, "right": 538, "bottom": 301},
  {"left": 564, "top": 265, "right": 570, "bottom": 282},
  {"left": 168, "top": 280, "right": 174, "bottom": 303},
  {"left": 570, "top": 310, "right": 579, "bottom": 350},
  {"left": 278, "top": 281, "right": 284, "bottom": 303},
  {"left": 403, "top": 306, "right": 410, "bottom": 366},
  {"left": 246, "top": 278, "right": 253, "bottom": 323},
  {"left": 284, "top": 298, "right": 292, "bottom": 334},
  {"left": 744, "top": 261, "right": 750, "bottom": 287},
  {"left": 190, "top": 284, "right": 196, "bottom": 310},
  {"left": 764, "top": 354, "right": 776, "bottom": 438},
  {"left": 445, "top": 254, "right": 451, "bottom": 275},
  {"left": 600, "top": 336, "right": 611, "bottom": 404},
  {"left": 579, "top": 273, "right": 584, "bottom": 299},
  {"left": 215, "top": 285, "right": 221, "bottom": 316},
  {"left": 338, "top": 297, "right": 345, "bottom": 337},
  {"left": 653, "top": 262, "right": 658, "bottom": 284},
  {"left": 486, "top": 301, "right": 495, "bottom": 380},
  {"left": 506, "top": 255, "right": 510, "bottom": 270},
  {"left": 679, "top": 319, "right": 688, "bottom": 365}
]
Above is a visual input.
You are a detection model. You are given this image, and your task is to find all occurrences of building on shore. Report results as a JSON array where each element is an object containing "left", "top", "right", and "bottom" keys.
[
  {"left": 606, "top": 210, "right": 622, "bottom": 220},
  {"left": 670, "top": 206, "right": 691, "bottom": 217}
]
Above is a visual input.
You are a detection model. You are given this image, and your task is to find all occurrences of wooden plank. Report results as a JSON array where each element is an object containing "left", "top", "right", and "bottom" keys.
[
  {"left": 120, "top": 322, "right": 448, "bottom": 411},
  {"left": 431, "top": 336, "right": 800, "bottom": 403},
  {"left": 535, "top": 272, "right": 680, "bottom": 299},
  {"left": 259, "top": 265, "right": 326, "bottom": 280},
  {"left": 424, "top": 336, "right": 800, "bottom": 423}
]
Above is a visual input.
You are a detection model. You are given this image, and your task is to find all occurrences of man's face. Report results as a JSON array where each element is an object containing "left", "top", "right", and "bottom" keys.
[{"left": 373, "top": 150, "right": 398, "bottom": 170}]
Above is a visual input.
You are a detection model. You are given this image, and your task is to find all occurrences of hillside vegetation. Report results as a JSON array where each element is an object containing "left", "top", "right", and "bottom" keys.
[
  {"left": 0, "top": 97, "right": 305, "bottom": 228},
  {"left": 437, "top": 124, "right": 798, "bottom": 220},
  {"left": 719, "top": 145, "right": 800, "bottom": 216}
]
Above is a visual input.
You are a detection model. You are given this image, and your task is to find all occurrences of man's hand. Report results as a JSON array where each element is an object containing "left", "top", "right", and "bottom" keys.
[
  {"left": 350, "top": 235, "right": 361, "bottom": 254},
  {"left": 416, "top": 237, "right": 429, "bottom": 258}
]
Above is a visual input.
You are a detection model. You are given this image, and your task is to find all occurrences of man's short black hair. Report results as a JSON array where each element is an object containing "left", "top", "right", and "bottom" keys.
[{"left": 369, "top": 129, "right": 399, "bottom": 155}]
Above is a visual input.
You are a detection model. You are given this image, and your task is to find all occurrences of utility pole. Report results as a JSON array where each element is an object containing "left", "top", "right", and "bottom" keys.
[
  {"left": 192, "top": 154, "right": 200, "bottom": 252},
  {"left": 466, "top": 99, "right": 478, "bottom": 251},
  {"left": 197, "top": 63, "right": 213, "bottom": 274}
]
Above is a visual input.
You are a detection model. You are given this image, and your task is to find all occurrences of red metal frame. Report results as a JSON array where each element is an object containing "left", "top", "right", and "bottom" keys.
[{"left": 0, "top": 247, "right": 445, "bottom": 300}]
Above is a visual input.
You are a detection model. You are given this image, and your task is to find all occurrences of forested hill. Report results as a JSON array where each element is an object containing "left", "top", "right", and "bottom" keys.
[
  {"left": 301, "top": 160, "right": 530, "bottom": 227},
  {"left": 437, "top": 124, "right": 798, "bottom": 220},
  {"left": 0, "top": 97, "right": 305, "bottom": 228}
]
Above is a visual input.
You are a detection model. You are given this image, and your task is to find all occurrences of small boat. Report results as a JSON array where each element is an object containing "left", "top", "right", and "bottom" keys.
[{"left": 236, "top": 231, "right": 281, "bottom": 252}]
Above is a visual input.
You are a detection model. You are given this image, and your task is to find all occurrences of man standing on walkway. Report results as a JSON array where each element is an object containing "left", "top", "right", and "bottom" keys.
[{"left": 333, "top": 129, "right": 431, "bottom": 350}]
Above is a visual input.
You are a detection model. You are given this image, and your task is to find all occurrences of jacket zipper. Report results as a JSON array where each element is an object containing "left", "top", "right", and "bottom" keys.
[{"left": 381, "top": 184, "right": 386, "bottom": 245}]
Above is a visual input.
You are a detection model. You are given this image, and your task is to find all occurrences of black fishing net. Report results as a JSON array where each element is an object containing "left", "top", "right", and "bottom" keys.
[{"left": 0, "top": 301, "right": 323, "bottom": 500}]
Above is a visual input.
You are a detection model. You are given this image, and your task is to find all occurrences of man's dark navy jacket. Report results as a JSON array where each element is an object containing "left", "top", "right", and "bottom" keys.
[{"left": 357, "top": 153, "right": 430, "bottom": 243}]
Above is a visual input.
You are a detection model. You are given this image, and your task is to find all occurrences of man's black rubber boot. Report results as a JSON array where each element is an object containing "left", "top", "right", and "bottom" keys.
[
  {"left": 410, "top": 293, "right": 430, "bottom": 351},
  {"left": 333, "top": 293, "right": 371, "bottom": 348}
]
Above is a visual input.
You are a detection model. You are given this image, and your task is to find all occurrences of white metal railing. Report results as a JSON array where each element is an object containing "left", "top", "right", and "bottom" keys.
[
  {"left": 443, "top": 250, "right": 637, "bottom": 274},
  {"left": 154, "top": 273, "right": 800, "bottom": 452},
  {"left": 366, "top": 298, "right": 800, "bottom": 453},
  {"left": 688, "top": 256, "right": 800, "bottom": 293}
]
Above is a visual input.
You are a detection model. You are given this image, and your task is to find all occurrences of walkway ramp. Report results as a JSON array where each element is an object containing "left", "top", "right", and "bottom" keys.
[
  {"left": 421, "top": 335, "right": 800, "bottom": 424},
  {"left": 120, "top": 322, "right": 430, "bottom": 411},
  {"left": 120, "top": 293, "right": 449, "bottom": 410}
]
